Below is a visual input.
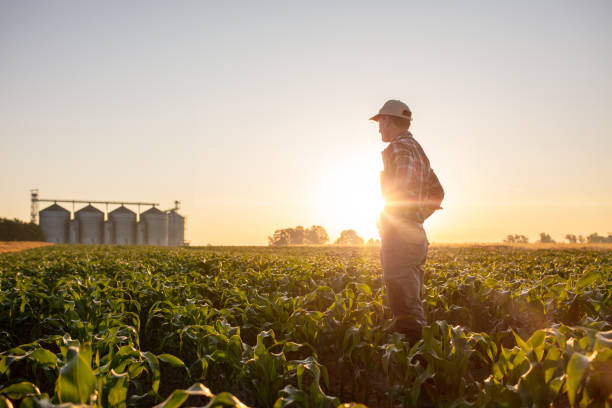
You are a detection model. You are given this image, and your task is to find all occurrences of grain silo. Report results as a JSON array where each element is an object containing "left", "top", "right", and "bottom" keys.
[
  {"left": 167, "top": 210, "right": 185, "bottom": 246},
  {"left": 109, "top": 206, "right": 136, "bottom": 245},
  {"left": 32, "top": 192, "right": 184, "bottom": 246},
  {"left": 39, "top": 204, "right": 70, "bottom": 243},
  {"left": 140, "top": 207, "right": 168, "bottom": 246},
  {"left": 75, "top": 205, "right": 104, "bottom": 244}
]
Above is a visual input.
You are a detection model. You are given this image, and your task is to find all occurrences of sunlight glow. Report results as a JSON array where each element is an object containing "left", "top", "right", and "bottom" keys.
[{"left": 315, "top": 158, "right": 385, "bottom": 241}]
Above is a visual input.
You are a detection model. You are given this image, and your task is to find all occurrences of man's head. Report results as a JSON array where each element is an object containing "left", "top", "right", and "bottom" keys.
[{"left": 370, "top": 99, "right": 412, "bottom": 142}]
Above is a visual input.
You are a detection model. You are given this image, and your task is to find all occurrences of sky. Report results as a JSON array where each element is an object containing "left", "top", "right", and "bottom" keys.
[{"left": 1, "top": 0, "right": 611, "bottom": 245}]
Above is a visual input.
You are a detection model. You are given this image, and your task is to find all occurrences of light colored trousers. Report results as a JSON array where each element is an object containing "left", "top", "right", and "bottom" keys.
[{"left": 380, "top": 214, "right": 428, "bottom": 340}]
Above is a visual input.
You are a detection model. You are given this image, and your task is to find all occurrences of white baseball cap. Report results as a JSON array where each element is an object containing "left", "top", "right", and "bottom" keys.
[{"left": 369, "top": 99, "right": 412, "bottom": 121}]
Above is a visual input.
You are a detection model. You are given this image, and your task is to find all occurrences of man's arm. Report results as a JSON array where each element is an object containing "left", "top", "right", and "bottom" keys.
[{"left": 383, "top": 144, "right": 420, "bottom": 207}]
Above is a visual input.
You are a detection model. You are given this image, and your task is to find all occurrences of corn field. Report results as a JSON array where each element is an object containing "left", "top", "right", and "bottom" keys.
[{"left": 0, "top": 245, "right": 610, "bottom": 407}]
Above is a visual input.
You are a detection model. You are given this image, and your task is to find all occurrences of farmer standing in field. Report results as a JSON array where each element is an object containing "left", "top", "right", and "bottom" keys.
[{"left": 370, "top": 99, "right": 444, "bottom": 343}]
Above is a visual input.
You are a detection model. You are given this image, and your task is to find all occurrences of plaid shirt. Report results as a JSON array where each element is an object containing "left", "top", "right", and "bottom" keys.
[{"left": 380, "top": 131, "right": 431, "bottom": 223}]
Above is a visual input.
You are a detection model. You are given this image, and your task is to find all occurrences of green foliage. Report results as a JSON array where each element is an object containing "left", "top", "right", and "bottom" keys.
[
  {"left": 0, "top": 218, "right": 45, "bottom": 241},
  {"left": 0, "top": 245, "right": 611, "bottom": 407},
  {"left": 57, "top": 346, "right": 96, "bottom": 404}
]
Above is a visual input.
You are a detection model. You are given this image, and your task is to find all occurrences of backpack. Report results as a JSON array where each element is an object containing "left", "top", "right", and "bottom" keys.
[{"left": 421, "top": 168, "right": 444, "bottom": 221}]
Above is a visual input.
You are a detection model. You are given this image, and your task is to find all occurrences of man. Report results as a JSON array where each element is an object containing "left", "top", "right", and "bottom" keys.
[{"left": 370, "top": 99, "right": 441, "bottom": 343}]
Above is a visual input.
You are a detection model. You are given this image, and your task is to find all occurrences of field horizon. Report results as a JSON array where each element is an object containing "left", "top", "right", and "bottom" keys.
[{"left": 3, "top": 240, "right": 612, "bottom": 255}]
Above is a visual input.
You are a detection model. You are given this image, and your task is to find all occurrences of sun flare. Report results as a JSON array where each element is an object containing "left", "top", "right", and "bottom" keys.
[{"left": 316, "top": 158, "right": 385, "bottom": 242}]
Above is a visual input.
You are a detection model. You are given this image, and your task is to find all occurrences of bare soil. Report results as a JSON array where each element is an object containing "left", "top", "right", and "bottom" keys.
[{"left": 0, "top": 241, "right": 53, "bottom": 254}]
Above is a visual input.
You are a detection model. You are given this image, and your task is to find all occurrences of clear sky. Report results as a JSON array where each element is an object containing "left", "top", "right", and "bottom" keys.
[{"left": 1, "top": 1, "right": 611, "bottom": 245}]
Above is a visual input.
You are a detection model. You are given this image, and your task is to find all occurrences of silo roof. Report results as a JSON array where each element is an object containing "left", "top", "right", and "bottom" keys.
[
  {"left": 75, "top": 204, "right": 104, "bottom": 214},
  {"left": 141, "top": 206, "right": 165, "bottom": 216},
  {"left": 168, "top": 210, "right": 184, "bottom": 219},
  {"left": 109, "top": 205, "right": 136, "bottom": 215},
  {"left": 40, "top": 203, "right": 70, "bottom": 213}
]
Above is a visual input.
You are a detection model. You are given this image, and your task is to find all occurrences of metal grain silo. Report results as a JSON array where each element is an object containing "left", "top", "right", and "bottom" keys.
[
  {"left": 167, "top": 210, "right": 185, "bottom": 246},
  {"left": 140, "top": 207, "right": 168, "bottom": 246},
  {"left": 109, "top": 206, "right": 136, "bottom": 245},
  {"left": 75, "top": 205, "right": 104, "bottom": 244},
  {"left": 39, "top": 203, "right": 70, "bottom": 243}
]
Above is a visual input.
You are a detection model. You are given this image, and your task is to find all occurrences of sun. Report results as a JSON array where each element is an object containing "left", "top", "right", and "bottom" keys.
[{"left": 315, "top": 158, "right": 385, "bottom": 241}]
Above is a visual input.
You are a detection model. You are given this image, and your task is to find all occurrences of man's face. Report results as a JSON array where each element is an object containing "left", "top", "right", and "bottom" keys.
[{"left": 378, "top": 116, "right": 392, "bottom": 142}]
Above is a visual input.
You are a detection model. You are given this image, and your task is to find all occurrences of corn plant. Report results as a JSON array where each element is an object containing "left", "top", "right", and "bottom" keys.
[{"left": 0, "top": 244, "right": 610, "bottom": 407}]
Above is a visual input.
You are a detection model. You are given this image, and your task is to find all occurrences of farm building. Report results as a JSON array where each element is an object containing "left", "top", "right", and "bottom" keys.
[
  {"left": 36, "top": 196, "right": 185, "bottom": 246},
  {"left": 168, "top": 210, "right": 185, "bottom": 247},
  {"left": 39, "top": 204, "right": 70, "bottom": 243},
  {"left": 140, "top": 207, "right": 169, "bottom": 246},
  {"left": 109, "top": 206, "right": 137, "bottom": 245},
  {"left": 75, "top": 205, "right": 104, "bottom": 244}
]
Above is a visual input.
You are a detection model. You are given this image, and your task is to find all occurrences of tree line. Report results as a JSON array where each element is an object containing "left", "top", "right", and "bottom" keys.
[
  {"left": 268, "top": 225, "right": 381, "bottom": 246},
  {"left": 268, "top": 225, "right": 329, "bottom": 246},
  {"left": 504, "top": 232, "right": 612, "bottom": 244},
  {"left": 0, "top": 218, "right": 45, "bottom": 241}
]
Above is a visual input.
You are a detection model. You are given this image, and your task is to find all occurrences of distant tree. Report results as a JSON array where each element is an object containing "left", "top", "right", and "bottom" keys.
[
  {"left": 587, "top": 233, "right": 601, "bottom": 243},
  {"left": 366, "top": 238, "right": 381, "bottom": 246},
  {"left": 305, "top": 225, "right": 329, "bottom": 245},
  {"left": 503, "top": 234, "right": 529, "bottom": 244},
  {"left": 0, "top": 218, "right": 45, "bottom": 241},
  {"left": 334, "top": 229, "right": 364, "bottom": 245},
  {"left": 268, "top": 225, "right": 330, "bottom": 246},
  {"left": 268, "top": 228, "right": 293, "bottom": 246},
  {"left": 577, "top": 235, "right": 585, "bottom": 244},
  {"left": 565, "top": 234, "right": 577, "bottom": 244},
  {"left": 586, "top": 233, "right": 612, "bottom": 243},
  {"left": 538, "top": 232, "right": 555, "bottom": 243},
  {"left": 291, "top": 226, "right": 305, "bottom": 245}
]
